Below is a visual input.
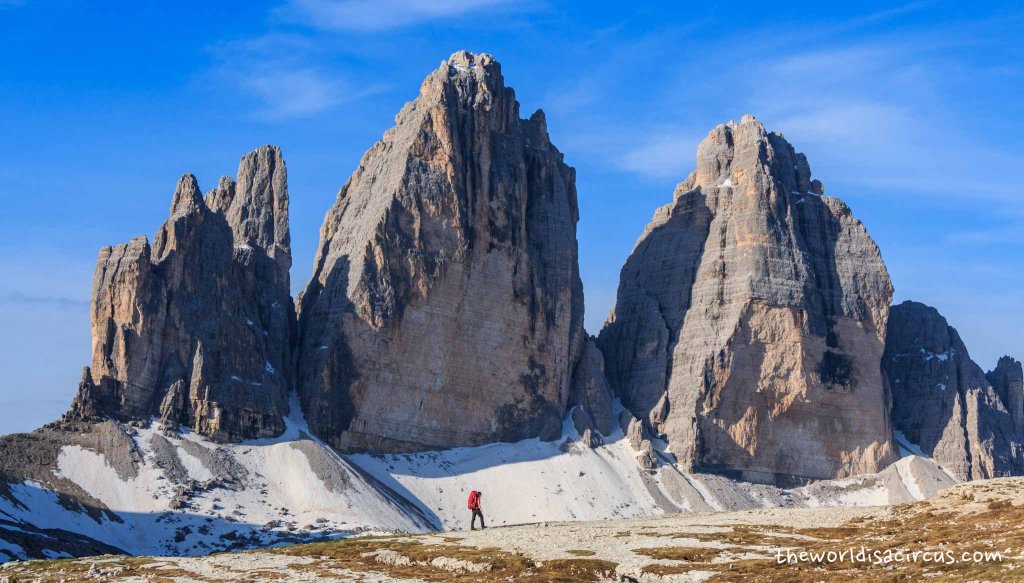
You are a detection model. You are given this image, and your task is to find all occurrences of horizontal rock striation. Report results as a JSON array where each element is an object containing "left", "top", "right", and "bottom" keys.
[
  {"left": 68, "top": 146, "right": 294, "bottom": 441},
  {"left": 296, "top": 51, "right": 585, "bottom": 452},
  {"left": 884, "top": 301, "right": 1024, "bottom": 480},
  {"left": 598, "top": 115, "right": 898, "bottom": 485}
]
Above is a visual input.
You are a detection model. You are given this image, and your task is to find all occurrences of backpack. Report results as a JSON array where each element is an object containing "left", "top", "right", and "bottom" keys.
[{"left": 467, "top": 490, "right": 480, "bottom": 509}]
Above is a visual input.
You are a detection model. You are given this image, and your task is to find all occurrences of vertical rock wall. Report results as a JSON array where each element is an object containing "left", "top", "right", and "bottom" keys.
[
  {"left": 598, "top": 116, "right": 898, "bottom": 485},
  {"left": 69, "top": 147, "right": 293, "bottom": 441},
  {"left": 296, "top": 52, "right": 586, "bottom": 452}
]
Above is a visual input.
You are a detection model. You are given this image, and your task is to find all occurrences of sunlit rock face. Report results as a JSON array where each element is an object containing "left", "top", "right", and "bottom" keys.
[
  {"left": 598, "top": 115, "right": 898, "bottom": 485},
  {"left": 295, "top": 51, "right": 586, "bottom": 452},
  {"left": 69, "top": 146, "right": 294, "bottom": 441}
]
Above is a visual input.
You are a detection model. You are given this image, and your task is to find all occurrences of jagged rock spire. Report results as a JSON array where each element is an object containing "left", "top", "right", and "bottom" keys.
[
  {"left": 69, "top": 147, "right": 294, "bottom": 442},
  {"left": 169, "top": 174, "right": 204, "bottom": 216}
]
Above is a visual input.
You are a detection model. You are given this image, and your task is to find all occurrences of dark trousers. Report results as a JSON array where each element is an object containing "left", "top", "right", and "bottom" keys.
[{"left": 470, "top": 508, "right": 485, "bottom": 529}]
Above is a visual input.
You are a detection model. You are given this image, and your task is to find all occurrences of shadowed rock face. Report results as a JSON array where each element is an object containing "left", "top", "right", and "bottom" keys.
[
  {"left": 68, "top": 146, "right": 294, "bottom": 442},
  {"left": 988, "top": 356, "right": 1024, "bottom": 435},
  {"left": 884, "top": 301, "right": 1024, "bottom": 480},
  {"left": 296, "top": 51, "right": 585, "bottom": 452},
  {"left": 597, "top": 115, "right": 898, "bottom": 485},
  {"left": 569, "top": 338, "right": 614, "bottom": 438}
]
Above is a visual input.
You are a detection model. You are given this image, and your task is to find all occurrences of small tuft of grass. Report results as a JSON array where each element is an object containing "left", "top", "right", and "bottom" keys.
[
  {"left": 642, "top": 563, "right": 698, "bottom": 576},
  {"left": 633, "top": 546, "right": 727, "bottom": 562},
  {"left": 566, "top": 549, "right": 596, "bottom": 557}
]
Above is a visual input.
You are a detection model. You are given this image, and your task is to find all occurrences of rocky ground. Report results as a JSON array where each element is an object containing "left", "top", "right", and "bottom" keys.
[{"left": 3, "top": 478, "right": 1021, "bottom": 582}]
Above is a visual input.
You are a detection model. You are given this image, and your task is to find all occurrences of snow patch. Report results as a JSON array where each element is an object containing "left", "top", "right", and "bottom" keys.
[
  {"left": 176, "top": 447, "right": 214, "bottom": 482},
  {"left": 894, "top": 457, "right": 925, "bottom": 500},
  {"left": 352, "top": 431, "right": 666, "bottom": 530},
  {"left": 919, "top": 347, "right": 952, "bottom": 362},
  {"left": 894, "top": 430, "right": 927, "bottom": 458}
]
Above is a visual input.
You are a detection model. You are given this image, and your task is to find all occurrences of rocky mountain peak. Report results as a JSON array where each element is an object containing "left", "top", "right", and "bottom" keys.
[
  {"left": 399, "top": 51, "right": 524, "bottom": 137},
  {"left": 169, "top": 173, "right": 204, "bottom": 216},
  {"left": 205, "top": 175, "right": 237, "bottom": 214},
  {"left": 598, "top": 116, "right": 896, "bottom": 484},
  {"left": 987, "top": 355, "right": 1024, "bottom": 435},
  {"left": 296, "top": 51, "right": 585, "bottom": 453},
  {"left": 230, "top": 146, "right": 290, "bottom": 251},
  {"left": 68, "top": 146, "right": 295, "bottom": 442},
  {"left": 679, "top": 114, "right": 823, "bottom": 198}
]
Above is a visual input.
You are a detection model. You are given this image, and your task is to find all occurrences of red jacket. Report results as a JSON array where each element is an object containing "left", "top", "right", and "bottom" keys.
[{"left": 467, "top": 491, "right": 481, "bottom": 510}]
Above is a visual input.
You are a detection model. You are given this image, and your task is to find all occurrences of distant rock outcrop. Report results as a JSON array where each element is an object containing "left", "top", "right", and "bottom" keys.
[
  {"left": 598, "top": 115, "right": 898, "bottom": 485},
  {"left": 883, "top": 300, "right": 1024, "bottom": 480},
  {"left": 569, "top": 338, "right": 614, "bottom": 438},
  {"left": 987, "top": 356, "right": 1024, "bottom": 435},
  {"left": 295, "top": 51, "right": 585, "bottom": 452},
  {"left": 68, "top": 146, "right": 294, "bottom": 441}
]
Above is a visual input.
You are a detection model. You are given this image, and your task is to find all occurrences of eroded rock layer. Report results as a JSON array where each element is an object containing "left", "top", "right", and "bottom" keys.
[
  {"left": 68, "top": 146, "right": 293, "bottom": 441},
  {"left": 883, "top": 301, "right": 1024, "bottom": 480},
  {"left": 296, "top": 51, "right": 585, "bottom": 452},
  {"left": 598, "top": 115, "right": 898, "bottom": 485}
]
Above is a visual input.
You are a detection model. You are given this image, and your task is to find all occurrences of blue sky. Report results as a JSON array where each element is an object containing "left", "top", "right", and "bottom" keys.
[{"left": 1, "top": 0, "right": 1022, "bottom": 433}]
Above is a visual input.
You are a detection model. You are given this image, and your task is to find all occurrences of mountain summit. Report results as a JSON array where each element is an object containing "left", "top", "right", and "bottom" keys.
[
  {"left": 69, "top": 146, "right": 294, "bottom": 441},
  {"left": 295, "top": 51, "right": 587, "bottom": 452},
  {"left": 2, "top": 51, "right": 1022, "bottom": 566},
  {"left": 598, "top": 115, "right": 898, "bottom": 485}
]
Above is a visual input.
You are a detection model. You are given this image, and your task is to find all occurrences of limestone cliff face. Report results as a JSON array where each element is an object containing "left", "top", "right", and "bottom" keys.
[
  {"left": 597, "top": 115, "right": 898, "bottom": 485},
  {"left": 884, "top": 301, "right": 1023, "bottom": 480},
  {"left": 68, "top": 146, "right": 294, "bottom": 441},
  {"left": 296, "top": 51, "right": 585, "bottom": 452}
]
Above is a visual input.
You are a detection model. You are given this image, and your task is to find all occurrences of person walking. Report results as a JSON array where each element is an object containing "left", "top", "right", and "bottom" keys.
[{"left": 467, "top": 490, "right": 485, "bottom": 530}]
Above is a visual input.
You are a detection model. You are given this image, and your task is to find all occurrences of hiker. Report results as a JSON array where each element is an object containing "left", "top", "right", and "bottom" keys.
[{"left": 467, "top": 489, "right": 485, "bottom": 530}]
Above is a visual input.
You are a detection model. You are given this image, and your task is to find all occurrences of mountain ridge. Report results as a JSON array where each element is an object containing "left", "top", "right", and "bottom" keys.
[{"left": 1, "top": 50, "right": 1021, "bottom": 565}]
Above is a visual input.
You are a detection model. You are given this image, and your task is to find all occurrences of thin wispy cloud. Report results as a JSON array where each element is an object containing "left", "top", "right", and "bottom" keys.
[
  {"left": 581, "top": 15, "right": 1024, "bottom": 206},
  {"left": 840, "top": 1, "right": 936, "bottom": 29},
  {"left": 945, "top": 225, "right": 1024, "bottom": 245},
  {"left": 619, "top": 131, "right": 701, "bottom": 180},
  {"left": 277, "top": 0, "right": 530, "bottom": 32},
  {"left": 240, "top": 66, "right": 349, "bottom": 120},
  {"left": 207, "top": 34, "right": 383, "bottom": 121},
  {"left": 1, "top": 292, "right": 88, "bottom": 310}
]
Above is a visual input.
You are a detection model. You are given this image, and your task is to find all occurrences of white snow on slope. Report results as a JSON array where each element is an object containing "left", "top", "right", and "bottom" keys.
[
  {"left": 352, "top": 418, "right": 666, "bottom": 530},
  {"left": 176, "top": 446, "right": 214, "bottom": 482},
  {"left": 58, "top": 444, "right": 167, "bottom": 514},
  {"left": 1, "top": 400, "right": 962, "bottom": 563},
  {"left": 894, "top": 457, "right": 925, "bottom": 500},
  {"left": 894, "top": 429, "right": 927, "bottom": 457},
  {"left": 0, "top": 394, "right": 427, "bottom": 559}
]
